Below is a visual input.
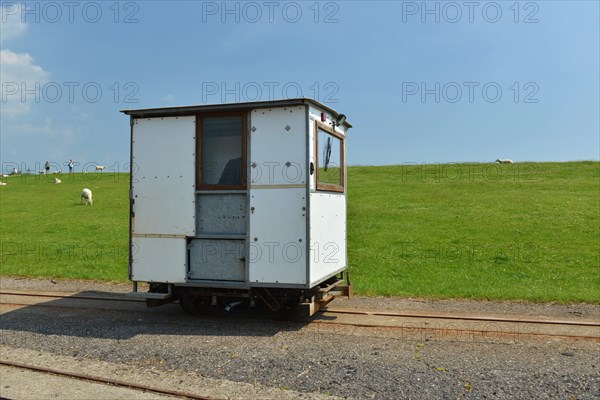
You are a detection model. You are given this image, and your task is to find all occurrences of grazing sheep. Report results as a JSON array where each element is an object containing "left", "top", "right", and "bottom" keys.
[
  {"left": 54, "top": 177, "right": 62, "bottom": 184},
  {"left": 81, "top": 188, "right": 93, "bottom": 205},
  {"left": 0, "top": 182, "right": 7, "bottom": 186},
  {"left": 95, "top": 165, "right": 106, "bottom": 171},
  {"left": 495, "top": 159, "right": 514, "bottom": 164}
]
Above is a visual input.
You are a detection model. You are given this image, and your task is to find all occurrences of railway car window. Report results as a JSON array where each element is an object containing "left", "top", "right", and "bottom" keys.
[
  {"left": 198, "top": 114, "right": 247, "bottom": 189},
  {"left": 315, "top": 122, "right": 344, "bottom": 192}
]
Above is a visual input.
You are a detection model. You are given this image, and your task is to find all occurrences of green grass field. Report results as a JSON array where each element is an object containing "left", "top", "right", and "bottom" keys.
[
  {"left": 0, "top": 172, "right": 129, "bottom": 281},
  {"left": 1, "top": 162, "right": 598, "bottom": 303},
  {"left": 347, "top": 161, "right": 599, "bottom": 302}
]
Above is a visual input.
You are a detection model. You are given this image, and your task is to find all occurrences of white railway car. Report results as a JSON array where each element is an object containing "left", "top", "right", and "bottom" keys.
[{"left": 121, "top": 98, "right": 352, "bottom": 317}]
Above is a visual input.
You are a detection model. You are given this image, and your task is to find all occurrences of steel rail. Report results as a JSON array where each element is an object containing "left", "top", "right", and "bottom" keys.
[
  {"left": 323, "top": 308, "right": 600, "bottom": 327},
  {"left": 0, "top": 290, "right": 143, "bottom": 303},
  {"left": 312, "top": 320, "right": 600, "bottom": 341},
  {"left": 0, "top": 360, "right": 218, "bottom": 400}
]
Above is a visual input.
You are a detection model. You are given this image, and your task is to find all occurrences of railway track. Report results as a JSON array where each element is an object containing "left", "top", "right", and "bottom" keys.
[
  {"left": 0, "top": 289, "right": 143, "bottom": 303},
  {"left": 1, "top": 290, "right": 598, "bottom": 341},
  {"left": 316, "top": 308, "right": 600, "bottom": 341},
  {"left": 0, "top": 289, "right": 153, "bottom": 316},
  {"left": 0, "top": 360, "right": 217, "bottom": 400}
]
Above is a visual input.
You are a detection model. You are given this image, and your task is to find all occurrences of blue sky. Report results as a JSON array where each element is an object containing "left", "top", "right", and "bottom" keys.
[{"left": 1, "top": 1, "right": 598, "bottom": 172}]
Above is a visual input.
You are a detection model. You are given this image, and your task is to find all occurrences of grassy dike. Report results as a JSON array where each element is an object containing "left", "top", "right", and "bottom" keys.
[
  {"left": 0, "top": 172, "right": 129, "bottom": 281},
  {"left": 347, "top": 161, "right": 599, "bottom": 302},
  {"left": 1, "top": 162, "right": 598, "bottom": 302}
]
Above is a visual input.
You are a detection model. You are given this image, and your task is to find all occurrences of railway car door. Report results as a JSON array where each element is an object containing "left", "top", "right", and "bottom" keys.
[
  {"left": 247, "top": 106, "right": 308, "bottom": 285},
  {"left": 130, "top": 116, "right": 196, "bottom": 283},
  {"left": 189, "top": 113, "right": 248, "bottom": 282}
]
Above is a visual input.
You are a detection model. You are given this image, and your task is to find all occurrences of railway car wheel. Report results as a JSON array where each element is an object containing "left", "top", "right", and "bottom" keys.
[{"left": 179, "top": 294, "right": 210, "bottom": 315}]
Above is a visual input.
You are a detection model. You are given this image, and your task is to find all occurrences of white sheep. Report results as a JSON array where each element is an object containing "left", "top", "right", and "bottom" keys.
[
  {"left": 95, "top": 165, "right": 106, "bottom": 171},
  {"left": 54, "top": 177, "right": 62, "bottom": 184},
  {"left": 0, "top": 182, "right": 7, "bottom": 186},
  {"left": 81, "top": 188, "right": 93, "bottom": 205},
  {"left": 495, "top": 159, "right": 514, "bottom": 164}
]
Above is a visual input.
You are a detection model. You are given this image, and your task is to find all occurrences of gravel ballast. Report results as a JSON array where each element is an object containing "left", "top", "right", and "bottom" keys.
[{"left": 1, "top": 277, "right": 599, "bottom": 399}]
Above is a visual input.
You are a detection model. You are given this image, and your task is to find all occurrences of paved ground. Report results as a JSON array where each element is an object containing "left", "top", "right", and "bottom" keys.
[{"left": 1, "top": 277, "right": 599, "bottom": 399}]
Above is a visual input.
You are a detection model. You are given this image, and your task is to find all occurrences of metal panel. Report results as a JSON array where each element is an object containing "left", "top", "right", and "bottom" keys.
[
  {"left": 196, "top": 194, "right": 247, "bottom": 234},
  {"left": 188, "top": 239, "right": 245, "bottom": 281},
  {"left": 131, "top": 237, "right": 187, "bottom": 282},
  {"left": 132, "top": 116, "right": 196, "bottom": 235},
  {"left": 249, "top": 106, "right": 307, "bottom": 186},
  {"left": 309, "top": 193, "right": 347, "bottom": 286},
  {"left": 248, "top": 188, "right": 307, "bottom": 285}
]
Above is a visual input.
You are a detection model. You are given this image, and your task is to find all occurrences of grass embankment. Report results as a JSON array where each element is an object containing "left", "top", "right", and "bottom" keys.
[
  {"left": 0, "top": 172, "right": 129, "bottom": 281},
  {"left": 347, "top": 161, "right": 599, "bottom": 303},
  {"left": 1, "top": 162, "right": 598, "bottom": 303}
]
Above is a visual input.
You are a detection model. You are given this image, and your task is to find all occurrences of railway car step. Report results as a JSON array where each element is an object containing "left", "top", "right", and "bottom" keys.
[{"left": 128, "top": 292, "right": 172, "bottom": 300}]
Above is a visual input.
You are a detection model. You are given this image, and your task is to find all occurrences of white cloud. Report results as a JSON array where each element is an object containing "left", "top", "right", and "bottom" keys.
[
  {"left": 0, "top": 49, "right": 50, "bottom": 116},
  {"left": 0, "top": 4, "right": 28, "bottom": 44},
  {"left": 162, "top": 94, "right": 175, "bottom": 103},
  {"left": 0, "top": 4, "right": 85, "bottom": 165},
  {"left": 1, "top": 4, "right": 50, "bottom": 117},
  {"left": 0, "top": 50, "right": 48, "bottom": 82}
]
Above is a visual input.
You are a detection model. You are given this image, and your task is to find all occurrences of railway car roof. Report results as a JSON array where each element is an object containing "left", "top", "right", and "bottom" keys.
[{"left": 120, "top": 98, "right": 352, "bottom": 128}]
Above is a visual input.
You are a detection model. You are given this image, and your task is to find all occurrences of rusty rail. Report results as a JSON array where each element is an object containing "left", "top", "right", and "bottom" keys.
[
  {"left": 0, "top": 360, "right": 218, "bottom": 400},
  {"left": 317, "top": 307, "right": 600, "bottom": 342},
  {"left": 323, "top": 307, "right": 600, "bottom": 327}
]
